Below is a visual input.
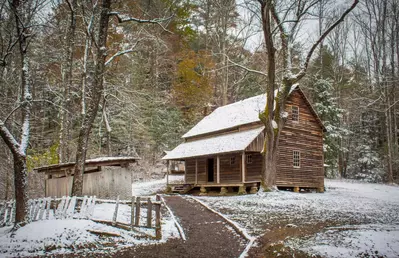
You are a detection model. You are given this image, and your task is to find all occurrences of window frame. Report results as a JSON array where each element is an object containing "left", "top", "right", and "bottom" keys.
[
  {"left": 230, "top": 156, "right": 236, "bottom": 166},
  {"left": 246, "top": 154, "right": 253, "bottom": 164},
  {"left": 291, "top": 105, "right": 299, "bottom": 122},
  {"left": 293, "top": 150, "right": 300, "bottom": 168}
]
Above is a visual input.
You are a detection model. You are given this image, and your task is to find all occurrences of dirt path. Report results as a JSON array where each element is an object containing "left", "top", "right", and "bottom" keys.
[{"left": 117, "top": 195, "right": 247, "bottom": 258}]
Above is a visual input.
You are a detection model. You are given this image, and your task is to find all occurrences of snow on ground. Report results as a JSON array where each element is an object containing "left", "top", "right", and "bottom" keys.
[
  {"left": 132, "top": 174, "right": 184, "bottom": 196},
  {"left": 197, "top": 179, "right": 399, "bottom": 257},
  {"left": 289, "top": 224, "right": 399, "bottom": 258},
  {"left": 0, "top": 202, "right": 180, "bottom": 257}
]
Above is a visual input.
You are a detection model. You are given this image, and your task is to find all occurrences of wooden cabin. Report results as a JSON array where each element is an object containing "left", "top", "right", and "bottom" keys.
[
  {"left": 163, "top": 86, "right": 325, "bottom": 194},
  {"left": 35, "top": 156, "right": 140, "bottom": 198}
]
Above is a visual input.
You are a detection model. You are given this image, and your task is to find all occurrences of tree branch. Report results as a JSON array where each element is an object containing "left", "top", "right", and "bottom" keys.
[
  {"left": 0, "top": 120, "right": 20, "bottom": 156},
  {"left": 105, "top": 41, "right": 140, "bottom": 66},
  {"left": 108, "top": 12, "right": 174, "bottom": 33},
  {"left": 225, "top": 54, "right": 267, "bottom": 77},
  {"left": 292, "top": 0, "right": 359, "bottom": 83}
]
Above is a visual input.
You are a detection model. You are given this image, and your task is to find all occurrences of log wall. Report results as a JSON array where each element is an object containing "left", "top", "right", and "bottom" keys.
[
  {"left": 245, "top": 153, "right": 262, "bottom": 182},
  {"left": 276, "top": 89, "right": 324, "bottom": 188}
]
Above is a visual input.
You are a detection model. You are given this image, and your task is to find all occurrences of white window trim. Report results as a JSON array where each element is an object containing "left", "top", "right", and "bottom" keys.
[
  {"left": 293, "top": 150, "right": 300, "bottom": 168},
  {"left": 292, "top": 105, "right": 299, "bottom": 123}
]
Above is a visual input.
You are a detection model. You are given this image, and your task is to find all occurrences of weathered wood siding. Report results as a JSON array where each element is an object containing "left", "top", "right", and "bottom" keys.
[
  {"left": 185, "top": 159, "right": 196, "bottom": 183},
  {"left": 46, "top": 167, "right": 132, "bottom": 198},
  {"left": 245, "top": 153, "right": 262, "bottom": 182},
  {"left": 219, "top": 154, "right": 241, "bottom": 183},
  {"left": 197, "top": 158, "right": 207, "bottom": 183},
  {"left": 276, "top": 89, "right": 324, "bottom": 188}
]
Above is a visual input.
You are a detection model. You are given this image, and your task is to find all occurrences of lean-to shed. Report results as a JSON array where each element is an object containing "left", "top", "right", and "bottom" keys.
[{"left": 35, "top": 156, "right": 139, "bottom": 198}]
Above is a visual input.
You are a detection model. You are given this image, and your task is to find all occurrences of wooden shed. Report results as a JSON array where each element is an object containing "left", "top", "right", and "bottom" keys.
[
  {"left": 35, "top": 156, "right": 140, "bottom": 198},
  {"left": 163, "top": 86, "right": 325, "bottom": 193}
]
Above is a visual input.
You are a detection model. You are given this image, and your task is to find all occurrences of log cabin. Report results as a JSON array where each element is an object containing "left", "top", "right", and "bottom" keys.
[{"left": 163, "top": 85, "right": 326, "bottom": 194}]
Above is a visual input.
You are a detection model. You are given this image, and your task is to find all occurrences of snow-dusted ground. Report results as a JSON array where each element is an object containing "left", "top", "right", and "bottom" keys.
[
  {"left": 132, "top": 174, "right": 184, "bottom": 196},
  {"left": 197, "top": 179, "right": 399, "bottom": 257},
  {"left": 0, "top": 202, "right": 180, "bottom": 257}
]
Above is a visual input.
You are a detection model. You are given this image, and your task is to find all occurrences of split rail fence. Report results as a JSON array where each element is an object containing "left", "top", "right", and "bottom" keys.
[{"left": 0, "top": 195, "right": 162, "bottom": 239}]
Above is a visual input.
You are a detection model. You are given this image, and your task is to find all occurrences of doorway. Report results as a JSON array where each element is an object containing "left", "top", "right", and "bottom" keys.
[{"left": 207, "top": 158, "right": 214, "bottom": 182}]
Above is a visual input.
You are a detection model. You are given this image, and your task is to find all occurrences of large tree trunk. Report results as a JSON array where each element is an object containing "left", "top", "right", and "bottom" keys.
[
  {"left": 13, "top": 153, "right": 28, "bottom": 224},
  {"left": 71, "top": 0, "right": 112, "bottom": 196},
  {"left": 259, "top": 1, "right": 277, "bottom": 188}
]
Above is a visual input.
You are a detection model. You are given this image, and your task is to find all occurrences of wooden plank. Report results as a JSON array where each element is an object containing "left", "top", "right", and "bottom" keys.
[
  {"left": 135, "top": 196, "right": 141, "bottom": 226},
  {"left": 216, "top": 156, "right": 220, "bottom": 184},
  {"left": 242, "top": 152, "right": 246, "bottom": 183},
  {"left": 155, "top": 203, "right": 161, "bottom": 240},
  {"left": 10, "top": 200, "right": 15, "bottom": 224},
  {"left": 147, "top": 198, "right": 152, "bottom": 228},
  {"left": 45, "top": 197, "right": 51, "bottom": 220},
  {"left": 131, "top": 196, "right": 135, "bottom": 230},
  {"left": 112, "top": 196, "right": 120, "bottom": 226},
  {"left": 33, "top": 199, "right": 41, "bottom": 221},
  {"left": 88, "top": 196, "right": 96, "bottom": 218},
  {"left": 195, "top": 159, "right": 198, "bottom": 184},
  {"left": 39, "top": 199, "right": 46, "bottom": 220}
]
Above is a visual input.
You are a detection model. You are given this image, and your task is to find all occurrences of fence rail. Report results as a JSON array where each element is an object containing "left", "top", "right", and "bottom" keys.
[{"left": 0, "top": 195, "right": 162, "bottom": 239}]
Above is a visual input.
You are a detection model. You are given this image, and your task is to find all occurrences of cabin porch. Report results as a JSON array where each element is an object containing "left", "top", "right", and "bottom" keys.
[{"left": 166, "top": 151, "right": 263, "bottom": 194}]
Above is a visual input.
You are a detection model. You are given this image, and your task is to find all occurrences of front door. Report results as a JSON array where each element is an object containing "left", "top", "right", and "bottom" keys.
[{"left": 207, "top": 158, "right": 214, "bottom": 182}]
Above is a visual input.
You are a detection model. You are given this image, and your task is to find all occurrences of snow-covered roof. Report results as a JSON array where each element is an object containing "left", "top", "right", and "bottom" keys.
[
  {"left": 163, "top": 127, "right": 264, "bottom": 160},
  {"left": 35, "top": 156, "right": 140, "bottom": 173},
  {"left": 182, "top": 94, "right": 267, "bottom": 138}
]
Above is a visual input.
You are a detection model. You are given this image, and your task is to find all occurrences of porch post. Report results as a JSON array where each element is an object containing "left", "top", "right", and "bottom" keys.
[
  {"left": 195, "top": 159, "right": 198, "bottom": 184},
  {"left": 217, "top": 156, "right": 220, "bottom": 184},
  {"left": 166, "top": 160, "right": 170, "bottom": 185},
  {"left": 242, "top": 152, "right": 246, "bottom": 183}
]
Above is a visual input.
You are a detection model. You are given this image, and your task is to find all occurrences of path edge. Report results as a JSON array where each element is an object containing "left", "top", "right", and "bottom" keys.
[
  {"left": 186, "top": 196, "right": 257, "bottom": 258},
  {"left": 160, "top": 195, "right": 187, "bottom": 241}
]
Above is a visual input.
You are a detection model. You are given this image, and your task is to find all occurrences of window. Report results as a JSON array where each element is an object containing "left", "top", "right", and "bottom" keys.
[
  {"left": 246, "top": 154, "right": 253, "bottom": 164},
  {"left": 293, "top": 150, "right": 300, "bottom": 168},
  {"left": 292, "top": 106, "right": 299, "bottom": 122},
  {"left": 230, "top": 157, "right": 236, "bottom": 165}
]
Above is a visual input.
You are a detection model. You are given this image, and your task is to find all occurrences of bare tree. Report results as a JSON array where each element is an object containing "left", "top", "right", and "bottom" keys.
[
  {"left": 253, "top": 0, "right": 359, "bottom": 189},
  {"left": 0, "top": 0, "right": 44, "bottom": 225}
]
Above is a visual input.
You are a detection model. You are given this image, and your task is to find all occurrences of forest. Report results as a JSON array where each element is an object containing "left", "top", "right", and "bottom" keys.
[{"left": 0, "top": 0, "right": 398, "bottom": 204}]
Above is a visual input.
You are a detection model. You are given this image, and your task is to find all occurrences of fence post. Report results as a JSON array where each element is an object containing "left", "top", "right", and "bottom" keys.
[
  {"left": 39, "top": 199, "right": 46, "bottom": 220},
  {"left": 112, "top": 196, "right": 120, "bottom": 226},
  {"left": 155, "top": 203, "right": 161, "bottom": 240},
  {"left": 147, "top": 198, "right": 152, "bottom": 228},
  {"left": 135, "top": 196, "right": 141, "bottom": 226},
  {"left": 131, "top": 196, "right": 135, "bottom": 230},
  {"left": 45, "top": 197, "right": 51, "bottom": 220}
]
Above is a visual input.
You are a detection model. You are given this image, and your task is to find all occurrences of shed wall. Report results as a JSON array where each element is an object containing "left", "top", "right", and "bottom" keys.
[{"left": 46, "top": 167, "right": 132, "bottom": 198}]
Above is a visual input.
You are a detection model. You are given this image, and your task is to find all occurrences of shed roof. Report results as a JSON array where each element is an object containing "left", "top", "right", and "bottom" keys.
[
  {"left": 163, "top": 126, "right": 264, "bottom": 160},
  {"left": 35, "top": 156, "right": 140, "bottom": 174}
]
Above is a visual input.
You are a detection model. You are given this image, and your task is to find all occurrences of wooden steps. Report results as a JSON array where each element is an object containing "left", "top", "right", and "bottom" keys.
[{"left": 171, "top": 184, "right": 194, "bottom": 194}]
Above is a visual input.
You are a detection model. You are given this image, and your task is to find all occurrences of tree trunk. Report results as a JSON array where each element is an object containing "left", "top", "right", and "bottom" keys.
[
  {"left": 59, "top": 0, "right": 77, "bottom": 163},
  {"left": 71, "top": 0, "right": 112, "bottom": 196},
  {"left": 13, "top": 153, "right": 29, "bottom": 225},
  {"left": 259, "top": 1, "right": 277, "bottom": 189}
]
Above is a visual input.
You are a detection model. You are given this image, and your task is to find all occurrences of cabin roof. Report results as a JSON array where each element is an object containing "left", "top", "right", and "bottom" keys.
[
  {"left": 182, "top": 94, "right": 266, "bottom": 138},
  {"left": 163, "top": 127, "right": 264, "bottom": 160},
  {"left": 182, "top": 85, "right": 325, "bottom": 139}
]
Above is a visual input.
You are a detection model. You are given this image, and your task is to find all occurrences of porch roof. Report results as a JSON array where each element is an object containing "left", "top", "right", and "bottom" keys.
[{"left": 163, "top": 126, "right": 264, "bottom": 160}]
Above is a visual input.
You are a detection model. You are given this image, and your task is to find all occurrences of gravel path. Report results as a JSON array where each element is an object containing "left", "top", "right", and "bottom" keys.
[{"left": 117, "top": 195, "right": 247, "bottom": 258}]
